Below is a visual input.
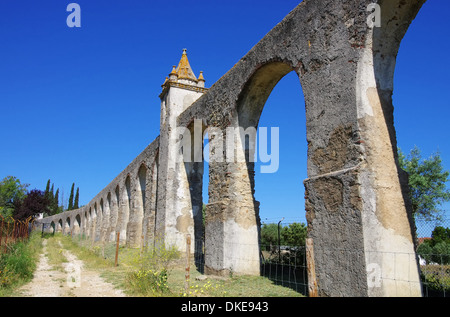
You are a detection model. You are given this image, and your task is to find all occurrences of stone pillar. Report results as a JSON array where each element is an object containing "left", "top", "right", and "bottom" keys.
[
  {"left": 127, "top": 173, "right": 144, "bottom": 248},
  {"left": 204, "top": 125, "right": 260, "bottom": 276}
]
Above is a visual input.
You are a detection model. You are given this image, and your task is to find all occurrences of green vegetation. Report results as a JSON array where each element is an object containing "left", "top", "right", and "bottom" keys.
[
  {"left": 58, "top": 234, "right": 303, "bottom": 297},
  {"left": 399, "top": 146, "right": 450, "bottom": 221},
  {"left": 0, "top": 232, "right": 42, "bottom": 296},
  {"left": 0, "top": 176, "right": 29, "bottom": 218},
  {"left": 260, "top": 222, "right": 307, "bottom": 248},
  {"left": 418, "top": 226, "right": 450, "bottom": 265},
  {"left": 417, "top": 226, "right": 450, "bottom": 295}
]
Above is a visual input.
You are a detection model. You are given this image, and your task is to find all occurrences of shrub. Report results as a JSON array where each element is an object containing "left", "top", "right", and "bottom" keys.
[
  {"left": 0, "top": 231, "right": 41, "bottom": 290},
  {"left": 432, "top": 242, "right": 450, "bottom": 265},
  {"left": 125, "top": 240, "right": 179, "bottom": 296}
]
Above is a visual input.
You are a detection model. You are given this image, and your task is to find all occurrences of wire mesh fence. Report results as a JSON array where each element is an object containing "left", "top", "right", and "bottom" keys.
[
  {"left": 415, "top": 217, "right": 450, "bottom": 297},
  {"left": 49, "top": 216, "right": 450, "bottom": 297}
]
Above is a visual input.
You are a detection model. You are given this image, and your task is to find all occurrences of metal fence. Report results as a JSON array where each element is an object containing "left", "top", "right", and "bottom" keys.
[
  {"left": 415, "top": 217, "right": 450, "bottom": 297},
  {"left": 55, "top": 217, "right": 449, "bottom": 297},
  {"left": 0, "top": 216, "right": 34, "bottom": 254}
]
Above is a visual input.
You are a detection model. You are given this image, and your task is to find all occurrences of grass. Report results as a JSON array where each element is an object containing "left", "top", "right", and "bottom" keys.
[
  {"left": 64, "top": 234, "right": 304, "bottom": 297},
  {"left": 0, "top": 231, "right": 43, "bottom": 296},
  {"left": 1, "top": 232, "right": 304, "bottom": 297}
]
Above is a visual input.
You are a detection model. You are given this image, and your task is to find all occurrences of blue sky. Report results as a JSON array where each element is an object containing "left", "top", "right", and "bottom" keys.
[{"left": 1, "top": 1, "right": 449, "bottom": 227}]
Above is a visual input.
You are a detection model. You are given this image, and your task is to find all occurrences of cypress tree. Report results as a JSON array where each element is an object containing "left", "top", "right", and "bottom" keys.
[
  {"left": 53, "top": 188, "right": 59, "bottom": 215},
  {"left": 68, "top": 183, "right": 75, "bottom": 211},
  {"left": 74, "top": 187, "right": 79, "bottom": 209},
  {"left": 50, "top": 183, "right": 55, "bottom": 204},
  {"left": 44, "top": 179, "right": 51, "bottom": 201}
]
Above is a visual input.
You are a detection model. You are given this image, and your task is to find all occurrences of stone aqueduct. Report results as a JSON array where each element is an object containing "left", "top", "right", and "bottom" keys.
[{"left": 36, "top": 0, "right": 429, "bottom": 296}]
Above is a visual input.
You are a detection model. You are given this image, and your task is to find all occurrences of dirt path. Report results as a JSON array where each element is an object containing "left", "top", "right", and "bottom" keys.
[{"left": 19, "top": 240, "right": 126, "bottom": 297}]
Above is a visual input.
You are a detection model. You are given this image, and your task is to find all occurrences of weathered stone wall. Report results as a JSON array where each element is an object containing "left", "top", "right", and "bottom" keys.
[
  {"left": 37, "top": 137, "right": 159, "bottom": 248},
  {"left": 36, "top": 0, "right": 428, "bottom": 297}
]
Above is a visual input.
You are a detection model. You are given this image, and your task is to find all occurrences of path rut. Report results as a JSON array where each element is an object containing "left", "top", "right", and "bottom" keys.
[{"left": 19, "top": 240, "right": 126, "bottom": 297}]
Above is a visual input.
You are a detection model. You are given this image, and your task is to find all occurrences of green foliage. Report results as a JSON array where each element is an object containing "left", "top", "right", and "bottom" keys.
[
  {"left": 0, "top": 176, "right": 29, "bottom": 218},
  {"left": 126, "top": 241, "right": 180, "bottom": 296},
  {"left": 281, "top": 222, "right": 307, "bottom": 246},
  {"left": 420, "top": 265, "right": 450, "bottom": 293},
  {"left": 418, "top": 226, "right": 450, "bottom": 265},
  {"left": 74, "top": 187, "right": 79, "bottom": 210},
  {"left": 260, "top": 222, "right": 307, "bottom": 248},
  {"left": 260, "top": 223, "right": 279, "bottom": 248},
  {"left": 398, "top": 146, "right": 450, "bottom": 221},
  {"left": 68, "top": 183, "right": 75, "bottom": 211},
  {"left": 431, "top": 226, "right": 450, "bottom": 246},
  {"left": 0, "top": 232, "right": 41, "bottom": 290}
]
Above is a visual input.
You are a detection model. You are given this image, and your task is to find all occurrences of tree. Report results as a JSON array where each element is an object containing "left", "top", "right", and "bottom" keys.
[
  {"left": 53, "top": 188, "right": 60, "bottom": 215},
  {"left": 399, "top": 146, "right": 450, "bottom": 221},
  {"left": 74, "top": 187, "right": 79, "bottom": 210},
  {"left": 0, "top": 176, "right": 29, "bottom": 218},
  {"left": 260, "top": 223, "right": 279, "bottom": 248},
  {"left": 281, "top": 222, "right": 307, "bottom": 246},
  {"left": 13, "top": 189, "right": 50, "bottom": 221},
  {"left": 417, "top": 226, "right": 450, "bottom": 265},
  {"left": 68, "top": 183, "right": 75, "bottom": 211},
  {"left": 44, "top": 179, "right": 51, "bottom": 200}
]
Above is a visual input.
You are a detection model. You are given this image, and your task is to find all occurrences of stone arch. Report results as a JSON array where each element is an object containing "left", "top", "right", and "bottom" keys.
[
  {"left": 127, "top": 164, "right": 147, "bottom": 247},
  {"left": 182, "top": 0, "right": 427, "bottom": 296},
  {"left": 120, "top": 175, "right": 131, "bottom": 245},
  {"left": 91, "top": 202, "right": 98, "bottom": 242},
  {"left": 183, "top": 120, "right": 207, "bottom": 249},
  {"left": 74, "top": 214, "right": 81, "bottom": 236},
  {"left": 65, "top": 217, "right": 71, "bottom": 235},
  {"left": 237, "top": 61, "right": 295, "bottom": 130},
  {"left": 110, "top": 184, "right": 120, "bottom": 241},
  {"left": 203, "top": 61, "right": 298, "bottom": 277},
  {"left": 50, "top": 221, "right": 56, "bottom": 234},
  {"left": 104, "top": 193, "right": 112, "bottom": 241},
  {"left": 84, "top": 210, "right": 89, "bottom": 237},
  {"left": 143, "top": 156, "right": 159, "bottom": 247},
  {"left": 57, "top": 219, "right": 63, "bottom": 233},
  {"left": 87, "top": 207, "right": 93, "bottom": 238}
]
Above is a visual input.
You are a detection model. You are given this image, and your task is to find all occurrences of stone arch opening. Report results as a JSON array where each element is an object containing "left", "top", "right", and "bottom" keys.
[
  {"left": 65, "top": 217, "right": 71, "bottom": 235},
  {"left": 105, "top": 192, "right": 112, "bottom": 241},
  {"left": 112, "top": 185, "right": 120, "bottom": 241},
  {"left": 84, "top": 210, "right": 89, "bottom": 237},
  {"left": 57, "top": 219, "right": 63, "bottom": 233},
  {"left": 253, "top": 69, "right": 307, "bottom": 279},
  {"left": 92, "top": 202, "right": 98, "bottom": 242},
  {"left": 88, "top": 207, "right": 93, "bottom": 238},
  {"left": 126, "top": 165, "right": 146, "bottom": 248},
  {"left": 178, "top": 120, "right": 208, "bottom": 263},
  {"left": 99, "top": 198, "right": 104, "bottom": 241},
  {"left": 203, "top": 61, "right": 302, "bottom": 277},
  {"left": 74, "top": 214, "right": 81, "bottom": 236},
  {"left": 143, "top": 158, "right": 159, "bottom": 247},
  {"left": 121, "top": 175, "right": 132, "bottom": 244},
  {"left": 50, "top": 221, "right": 55, "bottom": 234}
]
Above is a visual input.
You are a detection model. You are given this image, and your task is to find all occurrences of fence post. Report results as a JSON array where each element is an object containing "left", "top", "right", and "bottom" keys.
[
  {"left": 185, "top": 234, "right": 191, "bottom": 295},
  {"left": 306, "top": 238, "right": 318, "bottom": 297},
  {"left": 115, "top": 231, "right": 120, "bottom": 267}
]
